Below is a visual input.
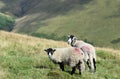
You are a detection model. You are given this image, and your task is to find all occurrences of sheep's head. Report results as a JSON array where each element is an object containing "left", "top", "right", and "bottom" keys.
[
  {"left": 67, "top": 35, "right": 77, "bottom": 46},
  {"left": 44, "top": 48, "right": 56, "bottom": 57}
]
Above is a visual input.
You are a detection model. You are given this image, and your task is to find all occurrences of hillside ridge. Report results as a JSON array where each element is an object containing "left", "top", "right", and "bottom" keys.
[
  {"left": 1, "top": 30, "right": 120, "bottom": 53},
  {"left": 0, "top": 0, "right": 120, "bottom": 49}
]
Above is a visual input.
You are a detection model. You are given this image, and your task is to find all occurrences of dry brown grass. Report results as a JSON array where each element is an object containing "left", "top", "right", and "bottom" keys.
[
  {"left": 96, "top": 47, "right": 120, "bottom": 59},
  {"left": 1, "top": 30, "right": 120, "bottom": 54},
  {"left": 0, "top": 30, "right": 69, "bottom": 52},
  {"left": 0, "top": 66, "right": 6, "bottom": 79}
]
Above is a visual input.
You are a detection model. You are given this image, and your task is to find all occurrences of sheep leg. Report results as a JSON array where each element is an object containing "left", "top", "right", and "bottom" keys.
[
  {"left": 89, "top": 57, "right": 94, "bottom": 72},
  {"left": 78, "top": 64, "right": 82, "bottom": 75},
  {"left": 79, "top": 60, "right": 85, "bottom": 74},
  {"left": 86, "top": 59, "right": 91, "bottom": 70},
  {"left": 77, "top": 60, "right": 83, "bottom": 75},
  {"left": 59, "top": 62, "right": 64, "bottom": 71},
  {"left": 71, "top": 66, "right": 76, "bottom": 75},
  {"left": 93, "top": 58, "right": 96, "bottom": 73}
]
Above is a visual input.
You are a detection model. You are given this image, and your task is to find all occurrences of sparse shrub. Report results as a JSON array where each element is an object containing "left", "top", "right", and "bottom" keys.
[
  {"left": 31, "top": 32, "right": 67, "bottom": 41},
  {"left": 0, "top": 13, "right": 15, "bottom": 31}
]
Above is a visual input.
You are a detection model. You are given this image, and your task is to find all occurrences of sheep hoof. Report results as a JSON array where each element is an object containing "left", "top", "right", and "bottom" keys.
[{"left": 79, "top": 72, "right": 82, "bottom": 75}]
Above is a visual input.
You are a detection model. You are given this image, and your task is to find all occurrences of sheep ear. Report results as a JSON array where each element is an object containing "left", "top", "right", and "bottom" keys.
[
  {"left": 44, "top": 49, "right": 48, "bottom": 52},
  {"left": 53, "top": 49, "right": 56, "bottom": 52},
  {"left": 73, "top": 37, "right": 77, "bottom": 40}
]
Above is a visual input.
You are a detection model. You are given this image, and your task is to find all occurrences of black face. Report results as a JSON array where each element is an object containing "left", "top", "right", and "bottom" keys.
[
  {"left": 68, "top": 35, "right": 75, "bottom": 39},
  {"left": 68, "top": 35, "right": 75, "bottom": 45},
  {"left": 44, "top": 48, "right": 56, "bottom": 57}
]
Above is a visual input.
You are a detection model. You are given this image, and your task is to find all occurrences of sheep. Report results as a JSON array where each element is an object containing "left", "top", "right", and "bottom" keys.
[
  {"left": 67, "top": 35, "right": 96, "bottom": 73},
  {"left": 44, "top": 47, "right": 85, "bottom": 75}
]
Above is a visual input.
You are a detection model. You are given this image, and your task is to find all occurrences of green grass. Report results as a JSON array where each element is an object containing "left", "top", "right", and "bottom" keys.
[
  {"left": 33, "top": 0, "right": 120, "bottom": 49},
  {"left": 0, "top": 31, "right": 120, "bottom": 79},
  {"left": 0, "top": 1, "right": 5, "bottom": 9}
]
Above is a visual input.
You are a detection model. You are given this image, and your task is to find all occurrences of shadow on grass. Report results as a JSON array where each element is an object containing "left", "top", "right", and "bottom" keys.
[
  {"left": 34, "top": 65, "right": 56, "bottom": 70},
  {"left": 34, "top": 65, "right": 49, "bottom": 69},
  {"left": 111, "top": 38, "right": 120, "bottom": 44},
  {"left": 47, "top": 70, "right": 75, "bottom": 79}
]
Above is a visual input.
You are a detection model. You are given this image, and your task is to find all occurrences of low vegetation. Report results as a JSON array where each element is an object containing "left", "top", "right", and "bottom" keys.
[
  {"left": 33, "top": 0, "right": 120, "bottom": 49},
  {"left": 0, "top": 13, "right": 15, "bottom": 31},
  {"left": 0, "top": 31, "right": 120, "bottom": 79}
]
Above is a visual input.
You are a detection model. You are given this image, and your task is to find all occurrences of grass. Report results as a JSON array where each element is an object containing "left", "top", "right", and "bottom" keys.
[
  {"left": 0, "top": 31, "right": 120, "bottom": 79},
  {"left": 0, "top": 1, "right": 5, "bottom": 9},
  {"left": 33, "top": 0, "right": 120, "bottom": 49},
  {"left": 13, "top": 0, "right": 120, "bottom": 49}
]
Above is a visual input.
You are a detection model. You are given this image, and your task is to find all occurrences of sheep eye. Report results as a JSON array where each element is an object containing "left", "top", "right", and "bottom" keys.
[{"left": 51, "top": 52, "right": 54, "bottom": 55}]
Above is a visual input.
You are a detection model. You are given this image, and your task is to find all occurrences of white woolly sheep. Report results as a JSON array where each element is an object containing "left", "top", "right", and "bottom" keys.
[
  {"left": 67, "top": 35, "right": 96, "bottom": 73},
  {"left": 44, "top": 47, "right": 85, "bottom": 75}
]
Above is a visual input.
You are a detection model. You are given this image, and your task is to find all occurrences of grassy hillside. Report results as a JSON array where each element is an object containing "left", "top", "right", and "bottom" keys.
[
  {"left": 0, "top": 0, "right": 120, "bottom": 49},
  {"left": 31, "top": 0, "right": 120, "bottom": 49},
  {"left": 0, "top": 31, "right": 120, "bottom": 79}
]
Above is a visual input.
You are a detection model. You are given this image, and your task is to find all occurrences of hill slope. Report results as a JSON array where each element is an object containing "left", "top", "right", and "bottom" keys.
[
  {"left": 0, "top": 0, "right": 120, "bottom": 48},
  {"left": 0, "top": 31, "right": 120, "bottom": 79}
]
